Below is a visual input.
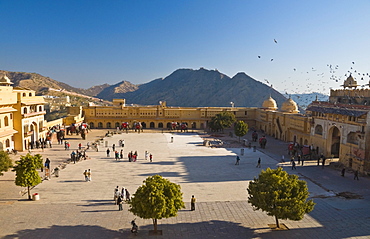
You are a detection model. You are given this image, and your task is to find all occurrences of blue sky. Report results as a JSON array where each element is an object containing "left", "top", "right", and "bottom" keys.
[{"left": 1, "top": 0, "right": 370, "bottom": 94}]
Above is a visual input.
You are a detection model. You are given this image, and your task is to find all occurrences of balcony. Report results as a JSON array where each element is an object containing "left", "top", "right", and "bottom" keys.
[{"left": 23, "top": 110, "right": 46, "bottom": 117}]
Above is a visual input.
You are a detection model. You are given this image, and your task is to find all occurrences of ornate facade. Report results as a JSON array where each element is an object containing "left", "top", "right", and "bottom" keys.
[
  {"left": 0, "top": 75, "right": 47, "bottom": 151},
  {"left": 66, "top": 75, "right": 370, "bottom": 174}
]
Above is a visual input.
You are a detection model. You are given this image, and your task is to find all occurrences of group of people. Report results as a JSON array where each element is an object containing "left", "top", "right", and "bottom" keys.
[
  {"left": 70, "top": 150, "right": 88, "bottom": 163},
  {"left": 83, "top": 169, "right": 92, "bottom": 182},
  {"left": 114, "top": 186, "right": 131, "bottom": 211},
  {"left": 28, "top": 138, "right": 52, "bottom": 151}
]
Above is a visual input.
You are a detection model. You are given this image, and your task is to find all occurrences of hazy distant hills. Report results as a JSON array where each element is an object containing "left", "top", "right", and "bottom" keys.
[
  {"left": 284, "top": 93, "right": 329, "bottom": 110},
  {"left": 97, "top": 68, "right": 288, "bottom": 107},
  {"left": 0, "top": 70, "right": 106, "bottom": 96},
  {"left": 0, "top": 68, "right": 312, "bottom": 108}
]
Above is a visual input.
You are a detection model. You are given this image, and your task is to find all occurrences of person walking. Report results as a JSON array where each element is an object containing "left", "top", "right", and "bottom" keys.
[
  {"left": 83, "top": 170, "right": 88, "bottom": 181},
  {"left": 149, "top": 154, "right": 153, "bottom": 162},
  {"left": 125, "top": 189, "right": 130, "bottom": 201},
  {"left": 297, "top": 155, "right": 301, "bottom": 164},
  {"left": 121, "top": 187, "right": 126, "bottom": 200},
  {"left": 106, "top": 148, "right": 110, "bottom": 157},
  {"left": 256, "top": 158, "right": 261, "bottom": 168},
  {"left": 341, "top": 168, "right": 345, "bottom": 177},
  {"left": 235, "top": 155, "right": 240, "bottom": 165},
  {"left": 117, "top": 195, "right": 123, "bottom": 211},
  {"left": 87, "top": 169, "right": 92, "bottom": 181},
  {"left": 145, "top": 151, "right": 148, "bottom": 160},
  {"left": 45, "top": 158, "right": 51, "bottom": 179},
  {"left": 354, "top": 170, "right": 359, "bottom": 180},
  {"left": 191, "top": 195, "right": 196, "bottom": 211},
  {"left": 301, "top": 157, "right": 304, "bottom": 166},
  {"left": 112, "top": 144, "right": 115, "bottom": 151},
  {"left": 322, "top": 157, "right": 326, "bottom": 169},
  {"left": 120, "top": 149, "right": 123, "bottom": 159},
  {"left": 114, "top": 188, "right": 120, "bottom": 204},
  {"left": 292, "top": 160, "right": 296, "bottom": 170}
]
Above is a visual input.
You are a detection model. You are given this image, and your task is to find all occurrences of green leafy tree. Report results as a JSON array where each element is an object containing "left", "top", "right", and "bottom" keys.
[
  {"left": 13, "top": 154, "right": 43, "bottom": 200},
  {"left": 234, "top": 121, "right": 248, "bottom": 142},
  {"left": 247, "top": 167, "right": 315, "bottom": 228},
  {"left": 209, "top": 111, "right": 236, "bottom": 132},
  {"left": 129, "top": 175, "right": 185, "bottom": 232},
  {"left": 0, "top": 151, "right": 13, "bottom": 176}
]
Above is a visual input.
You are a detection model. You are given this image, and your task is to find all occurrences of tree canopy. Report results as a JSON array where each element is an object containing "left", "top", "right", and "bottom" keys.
[
  {"left": 129, "top": 175, "right": 185, "bottom": 232},
  {"left": 13, "top": 153, "right": 43, "bottom": 200},
  {"left": 247, "top": 167, "right": 315, "bottom": 228},
  {"left": 0, "top": 151, "right": 13, "bottom": 176},
  {"left": 209, "top": 111, "right": 236, "bottom": 132},
  {"left": 234, "top": 121, "right": 248, "bottom": 142}
]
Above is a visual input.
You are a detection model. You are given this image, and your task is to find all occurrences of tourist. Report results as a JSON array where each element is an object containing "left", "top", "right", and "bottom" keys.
[
  {"left": 256, "top": 158, "right": 261, "bottom": 168},
  {"left": 120, "top": 149, "right": 123, "bottom": 159},
  {"left": 117, "top": 195, "right": 123, "bottom": 211},
  {"left": 354, "top": 170, "right": 359, "bottom": 180},
  {"left": 87, "top": 169, "right": 91, "bottom": 181},
  {"left": 292, "top": 160, "right": 296, "bottom": 170},
  {"left": 191, "top": 195, "right": 196, "bottom": 211},
  {"left": 235, "top": 155, "right": 240, "bottom": 165},
  {"left": 106, "top": 148, "right": 110, "bottom": 157},
  {"left": 341, "top": 168, "right": 345, "bottom": 177},
  {"left": 149, "top": 154, "right": 153, "bottom": 162},
  {"left": 83, "top": 170, "right": 88, "bottom": 181}
]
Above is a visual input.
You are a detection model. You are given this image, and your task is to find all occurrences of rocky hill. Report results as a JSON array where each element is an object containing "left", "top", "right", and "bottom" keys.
[
  {"left": 0, "top": 70, "right": 112, "bottom": 97},
  {"left": 97, "top": 68, "right": 288, "bottom": 107},
  {"left": 1, "top": 68, "right": 290, "bottom": 109}
]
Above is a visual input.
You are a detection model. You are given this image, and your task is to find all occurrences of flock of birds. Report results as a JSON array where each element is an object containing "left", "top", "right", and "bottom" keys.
[{"left": 257, "top": 39, "right": 370, "bottom": 103}]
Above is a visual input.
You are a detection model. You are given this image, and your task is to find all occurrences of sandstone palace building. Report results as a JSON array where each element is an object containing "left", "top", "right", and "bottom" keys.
[
  {"left": 0, "top": 75, "right": 47, "bottom": 152},
  {"left": 75, "top": 75, "right": 370, "bottom": 175},
  {"left": 0, "top": 73, "right": 369, "bottom": 175}
]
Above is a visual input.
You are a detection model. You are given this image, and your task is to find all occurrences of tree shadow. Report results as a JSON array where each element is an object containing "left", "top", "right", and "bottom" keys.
[
  {"left": 2, "top": 225, "right": 122, "bottom": 239},
  {"left": 57, "top": 180, "right": 86, "bottom": 183},
  {"left": 138, "top": 172, "right": 183, "bottom": 178},
  {"left": 78, "top": 199, "right": 114, "bottom": 207}
]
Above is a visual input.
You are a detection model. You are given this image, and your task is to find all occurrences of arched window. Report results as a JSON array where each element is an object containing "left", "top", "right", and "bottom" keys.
[
  {"left": 23, "top": 107, "right": 28, "bottom": 114},
  {"left": 22, "top": 93, "right": 26, "bottom": 97},
  {"left": 29, "top": 93, "right": 32, "bottom": 96},
  {"left": 4, "top": 116, "right": 8, "bottom": 127},
  {"left": 115, "top": 122, "right": 120, "bottom": 128},
  {"left": 158, "top": 123, "right": 163, "bottom": 128},
  {"left": 39, "top": 106, "right": 42, "bottom": 111},
  {"left": 5, "top": 139, "right": 10, "bottom": 147},
  {"left": 166, "top": 122, "right": 172, "bottom": 129},
  {"left": 315, "top": 125, "right": 323, "bottom": 135},
  {"left": 89, "top": 122, "right": 95, "bottom": 128},
  {"left": 150, "top": 122, "right": 155, "bottom": 128},
  {"left": 98, "top": 122, "right": 103, "bottom": 128},
  {"left": 347, "top": 132, "right": 358, "bottom": 145},
  {"left": 192, "top": 122, "right": 196, "bottom": 129},
  {"left": 106, "top": 122, "right": 111, "bottom": 128}
]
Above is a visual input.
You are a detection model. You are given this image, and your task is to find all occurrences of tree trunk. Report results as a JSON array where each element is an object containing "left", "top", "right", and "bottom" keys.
[
  {"left": 27, "top": 186, "right": 31, "bottom": 200},
  {"left": 153, "top": 218, "right": 157, "bottom": 232},
  {"left": 275, "top": 215, "right": 280, "bottom": 228}
]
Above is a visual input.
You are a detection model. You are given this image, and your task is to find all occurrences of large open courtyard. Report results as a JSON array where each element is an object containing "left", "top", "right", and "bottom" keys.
[{"left": 1, "top": 130, "right": 370, "bottom": 239}]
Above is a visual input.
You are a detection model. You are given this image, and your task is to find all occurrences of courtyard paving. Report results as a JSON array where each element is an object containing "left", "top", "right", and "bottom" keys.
[{"left": 0, "top": 129, "right": 369, "bottom": 239}]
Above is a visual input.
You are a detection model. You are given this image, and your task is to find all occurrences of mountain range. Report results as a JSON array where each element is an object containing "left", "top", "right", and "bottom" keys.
[{"left": 0, "top": 68, "right": 319, "bottom": 109}]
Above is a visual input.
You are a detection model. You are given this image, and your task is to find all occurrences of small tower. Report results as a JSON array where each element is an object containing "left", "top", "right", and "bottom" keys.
[{"left": 0, "top": 75, "right": 14, "bottom": 86}]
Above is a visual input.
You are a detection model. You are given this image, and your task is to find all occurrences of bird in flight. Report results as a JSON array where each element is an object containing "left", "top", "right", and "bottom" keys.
[
  {"left": 274, "top": 39, "right": 277, "bottom": 43},
  {"left": 258, "top": 56, "right": 261, "bottom": 58}
]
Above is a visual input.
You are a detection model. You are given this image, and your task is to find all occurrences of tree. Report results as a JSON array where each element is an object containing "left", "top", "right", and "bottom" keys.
[
  {"left": 234, "top": 121, "right": 248, "bottom": 142},
  {"left": 13, "top": 153, "right": 43, "bottom": 200},
  {"left": 0, "top": 151, "right": 13, "bottom": 176},
  {"left": 209, "top": 111, "right": 236, "bottom": 132},
  {"left": 247, "top": 167, "right": 315, "bottom": 228},
  {"left": 128, "top": 175, "right": 185, "bottom": 233}
]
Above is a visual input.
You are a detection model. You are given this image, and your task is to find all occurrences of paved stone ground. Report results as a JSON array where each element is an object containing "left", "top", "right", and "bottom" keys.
[{"left": 0, "top": 129, "right": 370, "bottom": 239}]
